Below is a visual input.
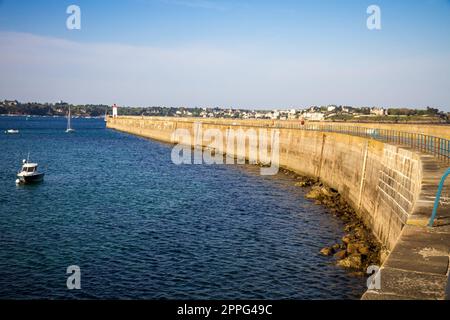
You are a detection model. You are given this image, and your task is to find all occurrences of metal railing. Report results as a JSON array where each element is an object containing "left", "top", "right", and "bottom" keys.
[
  {"left": 270, "top": 123, "right": 450, "bottom": 164},
  {"left": 121, "top": 117, "right": 450, "bottom": 163},
  {"left": 429, "top": 168, "right": 450, "bottom": 227}
]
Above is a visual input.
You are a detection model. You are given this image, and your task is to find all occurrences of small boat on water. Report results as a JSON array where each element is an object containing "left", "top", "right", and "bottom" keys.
[
  {"left": 16, "top": 159, "right": 45, "bottom": 185},
  {"left": 66, "top": 106, "right": 75, "bottom": 133},
  {"left": 5, "top": 129, "right": 19, "bottom": 134}
]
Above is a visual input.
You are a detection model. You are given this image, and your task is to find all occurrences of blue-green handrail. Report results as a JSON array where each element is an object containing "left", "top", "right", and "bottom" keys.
[{"left": 429, "top": 168, "right": 450, "bottom": 227}]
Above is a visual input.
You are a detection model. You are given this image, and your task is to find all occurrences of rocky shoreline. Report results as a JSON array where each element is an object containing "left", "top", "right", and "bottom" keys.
[{"left": 281, "top": 168, "right": 382, "bottom": 273}]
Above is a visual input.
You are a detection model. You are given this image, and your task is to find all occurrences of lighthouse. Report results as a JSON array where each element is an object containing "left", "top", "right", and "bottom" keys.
[{"left": 112, "top": 104, "right": 118, "bottom": 118}]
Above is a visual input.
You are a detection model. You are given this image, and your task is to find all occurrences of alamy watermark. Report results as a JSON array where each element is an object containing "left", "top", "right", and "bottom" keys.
[
  {"left": 171, "top": 123, "right": 280, "bottom": 175},
  {"left": 64, "top": 5, "right": 380, "bottom": 33},
  {"left": 366, "top": 265, "right": 381, "bottom": 290},
  {"left": 66, "top": 5, "right": 81, "bottom": 30},
  {"left": 367, "top": 5, "right": 381, "bottom": 30},
  {"left": 66, "top": 265, "right": 81, "bottom": 290}
]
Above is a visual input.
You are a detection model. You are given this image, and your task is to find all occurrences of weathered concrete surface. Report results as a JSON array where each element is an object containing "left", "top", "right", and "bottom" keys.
[
  {"left": 133, "top": 117, "right": 450, "bottom": 139},
  {"left": 107, "top": 116, "right": 450, "bottom": 299},
  {"left": 362, "top": 225, "right": 450, "bottom": 300}
]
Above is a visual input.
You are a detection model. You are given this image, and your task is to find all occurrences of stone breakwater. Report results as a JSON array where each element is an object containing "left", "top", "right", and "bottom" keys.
[
  {"left": 288, "top": 171, "right": 381, "bottom": 272},
  {"left": 107, "top": 117, "right": 450, "bottom": 300},
  {"left": 307, "top": 185, "right": 381, "bottom": 271}
]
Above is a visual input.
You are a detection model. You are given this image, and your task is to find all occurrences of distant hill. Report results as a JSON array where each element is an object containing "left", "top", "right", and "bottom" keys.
[{"left": 0, "top": 101, "right": 182, "bottom": 117}]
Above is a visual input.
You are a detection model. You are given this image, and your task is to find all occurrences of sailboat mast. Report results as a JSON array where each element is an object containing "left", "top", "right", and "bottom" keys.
[{"left": 67, "top": 107, "right": 71, "bottom": 130}]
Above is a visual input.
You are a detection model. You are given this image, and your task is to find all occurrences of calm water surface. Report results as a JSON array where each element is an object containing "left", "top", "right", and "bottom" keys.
[{"left": 0, "top": 116, "right": 365, "bottom": 299}]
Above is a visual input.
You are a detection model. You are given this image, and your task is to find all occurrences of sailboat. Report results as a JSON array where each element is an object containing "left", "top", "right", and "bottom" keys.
[
  {"left": 66, "top": 106, "right": 75, "bottom": 133},
  {"left": 104, "top": 108, "right": 108, "bottom": 122}
]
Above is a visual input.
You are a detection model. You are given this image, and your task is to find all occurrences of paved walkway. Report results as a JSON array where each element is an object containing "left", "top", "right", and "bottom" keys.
[{"left": 363, "top": 154, "right": 450, "bottom": 300}]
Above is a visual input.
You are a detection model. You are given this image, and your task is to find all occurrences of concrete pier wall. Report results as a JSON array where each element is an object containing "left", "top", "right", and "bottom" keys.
[
  {"left": 107, "top": 116, "right": 425, "bottom": 251},
  {"left": 107, "top": 116, "right": 450, "bottom": 299}
]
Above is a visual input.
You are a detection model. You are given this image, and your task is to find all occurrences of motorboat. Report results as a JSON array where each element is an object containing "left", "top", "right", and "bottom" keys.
[
  {"left": 5, "top": 129, "right": 19, "bottom": 134},
  {"left": 16, "top": 159, "right": 45, "bottom": 184}
]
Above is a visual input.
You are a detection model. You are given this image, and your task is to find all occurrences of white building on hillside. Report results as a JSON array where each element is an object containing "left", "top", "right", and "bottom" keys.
[
  {"left": 370, "top": 107, "right": 387, "bottom": 116},
  {"left": 303, "top": 112, "right": 325, "bottom": 121}
]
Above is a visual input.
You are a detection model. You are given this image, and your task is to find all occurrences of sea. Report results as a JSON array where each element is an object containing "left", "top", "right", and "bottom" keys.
[{"left": 0, "top": 115, "right": 366, "bottom": 299}]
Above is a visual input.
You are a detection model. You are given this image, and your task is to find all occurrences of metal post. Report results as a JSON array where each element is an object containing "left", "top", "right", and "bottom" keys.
[{"left": 429, "top": 168, "right": 450, "bottom": 227}]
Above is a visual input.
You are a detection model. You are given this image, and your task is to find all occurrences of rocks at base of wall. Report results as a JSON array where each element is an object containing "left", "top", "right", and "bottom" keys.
[
  {"left": 337, "top": 254, "right": 363, "bottom": 269},
  {"left": 294, "top": 174, "right": 317, "bottom": 188},
  {"left": 332, "top": 243, "right": 341, "bottom": 251},
  {"left": 296, "top": 177, "right": 381, "bottom": 272},
  {"left": 358, "top": 246, "right": 370, "bottom": 256},
  {"left": 342, "top": 235, "right": 351, "bottom": 245},
  {"left": 320, "top": 247, "right": 334, "bottom": 256},
  {"left": 305, "top": 186, "right": 338, "bottom": 200},
  {"left": 346, "top": 243, "right": 361, "bottom": 254},
  {"left": 295, "top": 181, "right": 310, "bottom": 187},
  {"left": 325, "top": 223, "right": 380, "bottom": 271},
  {"left": 334, "top": 250, "right": 347, "bottom": 260}
]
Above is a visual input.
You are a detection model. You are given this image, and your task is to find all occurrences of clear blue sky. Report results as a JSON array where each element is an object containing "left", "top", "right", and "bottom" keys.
[{"left": 0, "top": 0, "right": 449, "bottom": 109}]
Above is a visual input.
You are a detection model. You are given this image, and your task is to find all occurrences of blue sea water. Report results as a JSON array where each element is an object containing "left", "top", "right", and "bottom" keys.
[{"left": 0, "top": 116, "right": 366, "bottom": 299}]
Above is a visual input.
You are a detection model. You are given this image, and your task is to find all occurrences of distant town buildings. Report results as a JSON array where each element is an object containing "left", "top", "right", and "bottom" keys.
[
  {"left": 0, "top": 99, "right": 446, "bottom": 123},
  {"left": 3, "top": 100, "right": 18, "bottom": 107},
  {"left": 327, "top": 105, "right": 337, "bottom": 112},
  {"left": 303, "top": 112, "right": 325, "bottom": 121},
  {"left": 370, "top": 107, "right": 388, "bottom": 116}
]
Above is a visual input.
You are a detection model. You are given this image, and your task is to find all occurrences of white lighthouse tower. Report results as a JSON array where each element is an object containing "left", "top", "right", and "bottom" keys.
[{"left": 112, "top": 104, "right": 118, "bottom": 118}]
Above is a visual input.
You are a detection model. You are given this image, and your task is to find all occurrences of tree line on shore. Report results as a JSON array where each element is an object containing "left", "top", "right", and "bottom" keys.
[
  {"left": 0, "top": 101, "right": 191, "bottom": 117},
  {"left": 0, "top": 100, "right": 448, "bottom": 123}
]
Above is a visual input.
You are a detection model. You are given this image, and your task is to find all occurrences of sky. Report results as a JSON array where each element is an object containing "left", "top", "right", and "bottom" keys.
[{"left": 0, "top": 0, "right": 449, "bottom": 110}]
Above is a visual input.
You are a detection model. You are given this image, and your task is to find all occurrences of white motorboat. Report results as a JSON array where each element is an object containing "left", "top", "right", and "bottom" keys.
[{"left": 16, "top": 159, "right": 45, "bottom": 184}]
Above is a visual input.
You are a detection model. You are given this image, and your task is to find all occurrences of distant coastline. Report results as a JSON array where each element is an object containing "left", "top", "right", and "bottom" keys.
[
  {"left": 1, "top": 99, "right": 448, "bottom": 123},
  {"left": 0, "top": 114, "right": 104, "bottom": 119}
]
